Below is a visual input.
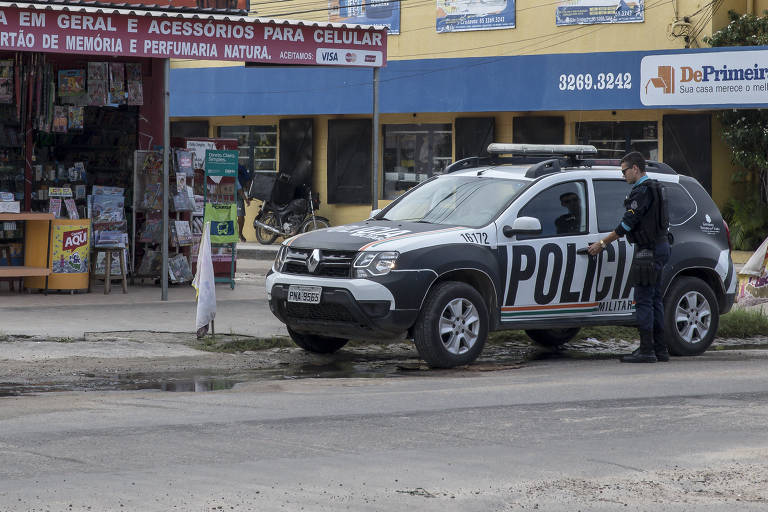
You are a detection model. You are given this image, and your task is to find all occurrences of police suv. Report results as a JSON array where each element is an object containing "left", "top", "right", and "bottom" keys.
[{"left": 266, "top": 144, "right": 736, "bottom": 368}]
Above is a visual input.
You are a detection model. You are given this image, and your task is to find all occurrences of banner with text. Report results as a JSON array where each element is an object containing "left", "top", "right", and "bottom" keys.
[
  {"left": 436, "top": 0, "right": 515, "bottom": 33},
  {"left": 641, "top": 49, "right": 768, "bottom": 106},
  {"left": 0, "top": 7, "right": 386, "bottom": 66},
  {"left": 330, "top": 0, "right": 400, "bottom": 35},
  {"left": 556, "top": 0, "right": 643, "bottom": 26}
]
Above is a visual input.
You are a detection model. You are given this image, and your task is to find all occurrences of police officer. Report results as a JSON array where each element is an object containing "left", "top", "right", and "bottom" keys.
[{"left": 588, "top": 151, "right": 671, "bottom": 363}]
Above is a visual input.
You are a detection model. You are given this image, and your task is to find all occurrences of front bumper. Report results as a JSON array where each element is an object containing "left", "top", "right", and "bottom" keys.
[{"left": 266, "top": 270, "right": 426, "bottom": 340}]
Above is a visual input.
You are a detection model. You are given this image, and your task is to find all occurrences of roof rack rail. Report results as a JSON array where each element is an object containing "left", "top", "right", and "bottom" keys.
[
  {"left": 645, "top": 161, "right": 677, "bottom": 175},
  {"left": 525, "top": 159, "right": 561, "bottom": 178},
  {"left": 444, "top": 156, "right": 495, "bottom": 174}
]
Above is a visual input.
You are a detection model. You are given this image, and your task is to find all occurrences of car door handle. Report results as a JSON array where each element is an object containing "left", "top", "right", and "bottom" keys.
[{"left": 577, "top": 243, "right": 599, "bottom": 255}]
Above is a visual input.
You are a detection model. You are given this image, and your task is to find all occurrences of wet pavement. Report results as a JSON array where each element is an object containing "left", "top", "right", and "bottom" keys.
[{"left": 2, "top": 334, "right": 768, "bottom": 397}]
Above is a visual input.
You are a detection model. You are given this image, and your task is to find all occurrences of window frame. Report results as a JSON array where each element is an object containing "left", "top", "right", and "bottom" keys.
[{"left": 515, "top": 179, "right": 590, "bottom": 240}]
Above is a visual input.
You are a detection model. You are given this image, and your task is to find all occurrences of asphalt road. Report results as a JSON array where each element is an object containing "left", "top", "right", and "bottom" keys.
[{"left": 1, "top": 349, "right": 768, "bottom": 511}]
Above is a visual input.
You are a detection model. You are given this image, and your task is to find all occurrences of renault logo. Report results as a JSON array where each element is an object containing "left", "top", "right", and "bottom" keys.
[{"left": 307, "top": 249, "right": 321, "bottom": 273}]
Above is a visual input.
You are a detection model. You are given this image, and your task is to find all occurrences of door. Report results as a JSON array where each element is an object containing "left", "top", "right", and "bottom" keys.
[
  {"left": 591, "top": 179, "right": 636, "bottom": 319},
  {"left": 663, "top": 114, "right": 712, "bottom": 194},
  {"left": 497, "top": 180, "right": 597, "bottom": 323}
]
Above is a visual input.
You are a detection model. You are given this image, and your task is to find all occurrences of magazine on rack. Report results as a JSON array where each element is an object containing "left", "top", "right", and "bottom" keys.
[
  {"left": 92, "top": 194, "right": 125, "bottom": 223},
  {"left": 141, "top": 183, "right": 162, "bottom": 211},
  {"left": 137, "top": 250, "right": 162, "bottom": 276},
  {"left": 139, "top": 215, "right": 163, "bottom": 244},
  {"left": 168, "top": 254, "right": 194, "bottom": 283}
]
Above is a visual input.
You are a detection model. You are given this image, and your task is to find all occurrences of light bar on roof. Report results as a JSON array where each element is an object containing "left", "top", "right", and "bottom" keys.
[{"left": 487, "top": 143, "right": 598, "bottom": 156}]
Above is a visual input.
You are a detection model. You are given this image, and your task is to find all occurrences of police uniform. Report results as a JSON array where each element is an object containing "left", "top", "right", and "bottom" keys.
[
  {"left": 555, "top": 212, "right": 580, "bottom": 234},
  {"left": 614, "top": 175, "right": 671, "bottom": 360}
]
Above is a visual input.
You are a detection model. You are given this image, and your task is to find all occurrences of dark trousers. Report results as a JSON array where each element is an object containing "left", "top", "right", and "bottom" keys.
[{"left": 634, "top": 241, "right": 671, "bottom": 333}]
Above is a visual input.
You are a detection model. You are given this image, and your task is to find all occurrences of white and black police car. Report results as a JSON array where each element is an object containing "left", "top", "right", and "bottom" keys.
[{"left": 266, "top": 144, "right": 736, "bottom": 368}]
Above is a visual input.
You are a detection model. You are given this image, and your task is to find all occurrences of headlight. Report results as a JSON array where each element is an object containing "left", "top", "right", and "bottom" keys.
[
  {"left": 273, "top": 245, "right": 288, "bottom": 272},
  {"left": 353, "top": 251, "right": 399, "bottom": 278}
]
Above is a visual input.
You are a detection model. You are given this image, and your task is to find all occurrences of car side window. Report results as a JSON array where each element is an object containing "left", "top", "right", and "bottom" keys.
[
  {"left": 518, "top": 181, "right": 588, "bottom": 239},
  {"left": 594, "top": 179, "right": 631, "bottom": 232},
  {"left": 665, "top": 183, "right": 697, "bottom": 225}
]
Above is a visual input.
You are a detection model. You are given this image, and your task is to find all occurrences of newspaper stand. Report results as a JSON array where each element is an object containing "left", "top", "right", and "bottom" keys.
[{"left": 203, "top": 150, "right": 237, "bottom": 289}]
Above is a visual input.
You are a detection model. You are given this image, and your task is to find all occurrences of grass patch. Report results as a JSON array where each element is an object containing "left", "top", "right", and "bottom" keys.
[{"left": 717, "top": 309, "right": 768, "bottom": 339}]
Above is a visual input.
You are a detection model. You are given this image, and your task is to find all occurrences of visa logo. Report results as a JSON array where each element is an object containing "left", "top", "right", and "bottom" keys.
[{"left": 320, "top": 51, "right": 339, "bottom": 62}]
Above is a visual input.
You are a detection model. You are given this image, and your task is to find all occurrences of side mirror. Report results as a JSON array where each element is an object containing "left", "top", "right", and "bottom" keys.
[
  {"left": 369, "top": 209, "right": 382, "bottom": 220},
  {"left": 502, "top": 216, "right": 542, "bottom": 238}
]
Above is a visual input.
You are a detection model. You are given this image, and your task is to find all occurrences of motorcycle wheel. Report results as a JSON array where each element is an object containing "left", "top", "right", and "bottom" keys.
[
  {"left": 255, "top": 212, "right": 279, "bottom": 245},
  {"left": 300, "top": 216, "right": 330, "bottom": 233}
]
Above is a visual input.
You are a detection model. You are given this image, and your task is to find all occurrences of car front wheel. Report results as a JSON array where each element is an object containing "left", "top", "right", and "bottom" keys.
[
  {"left": 664, "top": 276, "right": 719, "bottom": 356},
  {"left": 413, "top": 281, "right": 489, "bottom": 368}
]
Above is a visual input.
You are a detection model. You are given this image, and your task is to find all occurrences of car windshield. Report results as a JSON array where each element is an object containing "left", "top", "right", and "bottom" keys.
[{"left": 380, "top": 175, "right": 527, "bottom": 227}]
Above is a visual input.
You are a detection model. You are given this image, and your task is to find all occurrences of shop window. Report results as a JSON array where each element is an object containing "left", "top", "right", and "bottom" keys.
[
  {"left": 513, "top": 116, "right": 565, "bottom": 144},
  {"left": 455, "top": 117, "right": 494, "bottom": 160},
  {"left": 576, "top": 121, "right": 658, "bottom": 160},
  {"left": 518, "top": 181, "right": 588, "bottom": 239},
  {"left": 171, "top": 121, "right": 209, "bottom": 139},
  {"left": 218, "top": 125, "right": 277, "bottom": 172},
  {"left": 382, "top": 124, "right": 452, "bottom": 200},
  {"left": 327, "top": 119, "right": 371, "bottom": 204}
]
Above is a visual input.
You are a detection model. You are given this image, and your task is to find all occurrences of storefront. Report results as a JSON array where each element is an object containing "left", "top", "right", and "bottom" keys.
[
  {"left": 170, "top": 45, "right": 767, "bottom": 229},
  {"left": 0, "top": 2, "right": 387, "bottom": 295}
]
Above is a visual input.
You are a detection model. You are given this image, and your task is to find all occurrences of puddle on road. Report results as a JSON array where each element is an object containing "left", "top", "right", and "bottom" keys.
[{"left": 2, "top": 336, "right": 766, "bottom": 396}]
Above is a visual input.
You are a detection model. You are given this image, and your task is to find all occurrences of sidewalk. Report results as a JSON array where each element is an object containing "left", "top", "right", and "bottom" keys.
[{"left": 0, "top": 259, "right": 288, "bottom": 340}]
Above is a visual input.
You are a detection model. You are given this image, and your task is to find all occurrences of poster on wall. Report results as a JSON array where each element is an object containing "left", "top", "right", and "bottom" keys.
[
  {"left": 51, "top": 224, "right": 90, "bottom": 274},
  {"left": 437, "top": 0, "right": 515, "bottom": 32},
  {"left": 330, "top": 0, "right": 400, "bottom": 35},
  {"left": 556, "top": 0, "right": 643, "bottom": 26}
]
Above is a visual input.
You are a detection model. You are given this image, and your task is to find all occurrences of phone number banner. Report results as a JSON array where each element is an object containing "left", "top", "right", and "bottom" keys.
[
  {"left": 0, "top": 7, "right": 387, "bottom": 66},
  {"left": 436, "top": 0, "right": 515, "bottom": 33},
  {"left": 556, "top": 0, "right": 644, "bottom": 26}
]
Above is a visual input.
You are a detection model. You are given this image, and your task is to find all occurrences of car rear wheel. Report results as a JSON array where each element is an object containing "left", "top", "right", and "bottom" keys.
[
  {"left": 525, "top": 328, "right": 581, "bottom": 347},
  {"left": 287, "top": 327, "right": 348, "bottom": 354},
  {"left": 413, "top": 281, "right": 488, "bottom": 368},
  {"left": 664, "top": 276, "right": 719, "bottom": 356}
]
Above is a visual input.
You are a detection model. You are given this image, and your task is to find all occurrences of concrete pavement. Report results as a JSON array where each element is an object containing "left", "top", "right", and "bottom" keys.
[{"left": 0, "top": 258, "right": 287, "bottom": 339}]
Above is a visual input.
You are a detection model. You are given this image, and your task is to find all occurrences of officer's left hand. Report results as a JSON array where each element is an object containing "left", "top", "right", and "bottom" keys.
[{"left": 587, "top": 242, "right": 603, "bottom": 256}]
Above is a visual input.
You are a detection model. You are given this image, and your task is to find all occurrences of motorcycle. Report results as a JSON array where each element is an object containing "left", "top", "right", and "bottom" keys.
[{"left": 253, "top": 184, "right": 330, "bottom": 244}]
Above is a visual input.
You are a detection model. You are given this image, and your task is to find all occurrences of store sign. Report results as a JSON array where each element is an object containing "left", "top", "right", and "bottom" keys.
[
  {"left": 48, "top": 187, "right": 73, "bottom": 198},
  {"left": 52, "top": 224, "right": 89, "bottom": 274},
  {"left": 205, "top": 150, "right": 239, "bottom": 177},
  {"left": 0, "top": 8, "right": 387, "bottom": 66},
  {"left": 641, "top": 50, "right": 768, "bottom": 106}
]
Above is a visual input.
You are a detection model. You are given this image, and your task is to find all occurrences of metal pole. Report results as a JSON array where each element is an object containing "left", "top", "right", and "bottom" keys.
[
  {"left": 161, "top": 58, "right": 170, "bottom": 301},
  {"left": 371, "top": 67, "right": 380, "bottom": 211}
]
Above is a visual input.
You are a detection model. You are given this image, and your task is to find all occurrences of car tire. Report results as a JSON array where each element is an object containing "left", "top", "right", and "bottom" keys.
[
  {"left": 287, "top": 327, "right": 348, "bottom": 354},
  {"left": 413, "top": 281, "right": 489, "bottom": 368},
  {"left": 664, "top": 276, "right": 719, "bottom": 356},
  {"left": 525, "top": 328, "right": 581, "bottom": 347}
]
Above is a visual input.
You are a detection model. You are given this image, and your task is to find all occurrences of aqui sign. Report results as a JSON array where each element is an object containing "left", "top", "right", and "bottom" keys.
[{"left": 640, "top": 48, "right": 768, "bottom": 106}]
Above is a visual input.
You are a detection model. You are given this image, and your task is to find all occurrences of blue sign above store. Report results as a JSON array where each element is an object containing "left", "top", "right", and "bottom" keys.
[{"left": 170, "top": 45, "right": 768, "bottom": 117}]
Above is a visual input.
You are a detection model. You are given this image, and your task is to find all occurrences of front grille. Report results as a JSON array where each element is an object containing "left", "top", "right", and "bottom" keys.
[
  {"left": 285, "top": 302, "right": 355, "bottom": 323},
  {"left": 281, "top": 248, "right": 355, "bottom": 278}
]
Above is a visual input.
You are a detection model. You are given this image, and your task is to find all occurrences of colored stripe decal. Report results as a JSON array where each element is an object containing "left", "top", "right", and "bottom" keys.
[
  {"left": 359, "top": 226, "right": 466, "bottom": 251},
  {"left": 501, "top": 308, "right": 598, "bottom": 317},
  {"left": 501, "top": 302, "right": 598, "bottom": 312}
]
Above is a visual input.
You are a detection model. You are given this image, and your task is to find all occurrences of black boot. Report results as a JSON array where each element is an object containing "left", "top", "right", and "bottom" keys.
[
  {"left": 621, "top": 330, "right": 657, "bottom": 363},
  {"left": 653, "top": 328, "right": 670, "bottom": 362}
]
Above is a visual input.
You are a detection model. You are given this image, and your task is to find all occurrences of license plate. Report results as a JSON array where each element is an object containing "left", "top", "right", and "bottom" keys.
[{"left": 287, "top": 285, "right": 322, "bottom": 304}]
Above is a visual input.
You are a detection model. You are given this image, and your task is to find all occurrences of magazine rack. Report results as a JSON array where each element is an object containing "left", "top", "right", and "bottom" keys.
[{"left": 203, "top": 149, "right": 237, "bottom": 289}]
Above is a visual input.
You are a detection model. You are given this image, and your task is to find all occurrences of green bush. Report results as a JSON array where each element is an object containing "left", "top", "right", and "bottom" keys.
[
  {"left": 722, "top": 195, "right": 768, "bottom": 251},
  {"left": 717, "top": 309, "right": 768, "bottom": 338}
]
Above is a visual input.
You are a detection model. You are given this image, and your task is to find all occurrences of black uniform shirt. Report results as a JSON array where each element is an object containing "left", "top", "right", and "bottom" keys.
[{"left": 615, "top": 175, "right": 654, "bottom": 237}]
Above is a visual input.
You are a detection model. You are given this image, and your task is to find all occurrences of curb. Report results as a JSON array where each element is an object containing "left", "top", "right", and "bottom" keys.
[{"left": 237, "top": 246, "right": 279, "bottom": 261}]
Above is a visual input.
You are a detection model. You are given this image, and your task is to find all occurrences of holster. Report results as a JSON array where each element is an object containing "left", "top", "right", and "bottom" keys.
[{"left": 630, "top": 248, "right": 657, "bottom": 286}]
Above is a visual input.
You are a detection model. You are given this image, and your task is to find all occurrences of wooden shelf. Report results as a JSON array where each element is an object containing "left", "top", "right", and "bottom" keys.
[
  {"left": 0, "top": 266, "right": 51, "bottom": 277},
  {"left": 0, "top": 212, "right": 54, "bottom": 221}
]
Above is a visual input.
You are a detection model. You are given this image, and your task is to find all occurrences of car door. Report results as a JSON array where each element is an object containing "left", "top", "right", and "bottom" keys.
[
  {"left": 591, "top": 178, "right": 636, "bottom": 319},
  {"left": 496, "top": 179, "right": 597, "bottom": 323}
]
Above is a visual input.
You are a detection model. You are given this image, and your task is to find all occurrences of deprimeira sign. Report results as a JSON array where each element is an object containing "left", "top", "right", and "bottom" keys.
[{"left": 640, "top": 49, "right": 768, "bottom": 106}]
